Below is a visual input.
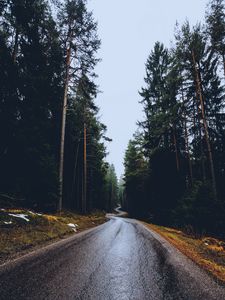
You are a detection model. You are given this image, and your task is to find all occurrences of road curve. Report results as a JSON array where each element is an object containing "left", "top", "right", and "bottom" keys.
[{"left": 0, "top": 217, "right": 225, "bottom": 300}]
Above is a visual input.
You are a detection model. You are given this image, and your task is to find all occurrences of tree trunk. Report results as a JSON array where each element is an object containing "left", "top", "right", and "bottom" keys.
[
  {"left": 82, "top": 123, "right": 87, "bottom": 214},
  {"left": 12, "top": 29, "right": 19, "bottom": 63},
  {"left": 222, "top": 54, "right": 225, "bottom": 79},
  {"left": 192, "top": 50, "right": 217, "bottom": 199},
  {"left": 180, "top": 80, "right": 193, "bottom": 187},
  {"left": 184, "top": 111, "right": 193, "bottom": 187},
  {"left": 58, "top": 37, "right": 72, "bottom": 212},
  {"left": 193, "top": 75, "right": 206, "bottom": 181},
  {"left": 71, "top": 139, "right": 80, "bottom": 208},
  {"left": 173, "top": 126, "right": 180, "bottom": 172}
]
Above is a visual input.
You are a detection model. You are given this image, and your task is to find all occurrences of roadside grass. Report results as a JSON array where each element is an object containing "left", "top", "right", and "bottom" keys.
[
  {"left": 143, "top": 222, "right": 225, "bottom": 283},
  {"left": 0, "top": 208, "right": 107, "bottom": 264}
]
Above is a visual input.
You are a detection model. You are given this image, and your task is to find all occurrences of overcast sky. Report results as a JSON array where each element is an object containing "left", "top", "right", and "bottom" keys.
[{"left": 87, "top": 0, "right": 209, "bottom": 178}]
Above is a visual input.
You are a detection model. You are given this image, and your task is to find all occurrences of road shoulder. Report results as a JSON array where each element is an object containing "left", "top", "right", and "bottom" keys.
[
  {"left": 0, "top": 209, "right": 107, "bottom": 266},
  {"left": 142, "top": 221, "right": 225, "bottom": 285}
]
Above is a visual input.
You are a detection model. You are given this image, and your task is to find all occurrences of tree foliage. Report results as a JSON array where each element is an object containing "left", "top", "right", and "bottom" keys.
[
  {"left": 0, "top": 0, "right": 111, "bottom": 212},
  {"left": 124, "top": 0, "right": 225, "bottom": 234}
]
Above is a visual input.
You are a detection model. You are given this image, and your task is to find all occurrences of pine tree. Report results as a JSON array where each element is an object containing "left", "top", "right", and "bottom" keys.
[
  {"left": 58, "top": 0, "right": 100, "bottom": 211},
  {"left": 124, "top": 138, "right": 148, "bottom": 216},
  {"left": 0, "top": 0, "right": 64, "bottom": 209},
  {"left": 104, "top": 164, "right": 118, "bottom": 212},
  {"left": 206, "top": 0, "right": 225, "bottom": 76}
]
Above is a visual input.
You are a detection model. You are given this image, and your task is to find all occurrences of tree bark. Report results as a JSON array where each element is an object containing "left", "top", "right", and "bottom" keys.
[
  {"left": 172, "top": 126, "right": 180, "bottom": 172},
  {"left": 193, "top": 75, "right": 206, "bottom": 181},
  {"left": 82, "top": 123, "right": 87, "bottom": 214},
  {"left": 222, "top": 54, "right": 225, "bottom": 79},
  {"left": 71, "top": 139, "right": 80, "bottom": 207},
  {"left": 12, "top": 29, "right": 19, "bottom": 63},
  {"left": 58, "top": 35, "right": 72, "bottom": 212},
  {"left": 184, "top": 111, "right": 193, "bottom": 187},
  {"left": 180, "top": 80, "right": 193, "bottom": 187},
  {"left": 192, "top": 50, "right": 217, "bottom": 199}
]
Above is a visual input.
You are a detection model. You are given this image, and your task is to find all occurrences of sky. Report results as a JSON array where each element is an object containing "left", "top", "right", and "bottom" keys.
[{"left": 87, "top": 0, "right": 209, "bottom": 178}]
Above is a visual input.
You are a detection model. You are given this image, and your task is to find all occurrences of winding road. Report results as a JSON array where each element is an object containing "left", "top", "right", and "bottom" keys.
[{"left": 0, "top": 217, "right": 225, "bottom": 300}]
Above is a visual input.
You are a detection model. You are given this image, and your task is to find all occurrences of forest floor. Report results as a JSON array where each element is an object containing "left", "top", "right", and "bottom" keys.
[
  {"left": 0, "top": 208, "right": 107, "bottom": 265},
  {"left": 143, "top": 222, "right": 225, "bottom": 284}
]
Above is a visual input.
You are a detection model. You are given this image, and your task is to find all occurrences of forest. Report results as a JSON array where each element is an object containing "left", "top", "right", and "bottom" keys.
[
  {"left": 0, "top": 0, "right": 118, "bottom": 213},
  {"left": 1, "top": 0, "right": 225, "bottom": 238},
  {"left": 1, "top": 1, "right": 225, "bottom": 297},
  {"left": 123, "top": 0, "right": 225, "bottom": 236}
]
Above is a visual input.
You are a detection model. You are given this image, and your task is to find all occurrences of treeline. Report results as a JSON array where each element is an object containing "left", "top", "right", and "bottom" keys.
[
  {"left": 123, "top": 0, "right": 225, "bottom": 235},
  {"left": 0, "top": 0, "right": 118, "bottom": 212}
]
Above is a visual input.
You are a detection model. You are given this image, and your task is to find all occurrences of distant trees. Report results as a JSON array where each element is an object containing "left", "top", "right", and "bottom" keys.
[
  {"left": 124, "top": 137, "right": 148, "bottom": 217},
  {"left": 118, "top": 175, "right": 125, "bottom": 209},
  {"left": 124, "top": 0, "right": 225, "bottom": 234},
  {"left": 104, "top": 164, "right": 119, "bottom": 212},
  {"left": 0, "top": 0, "right": 111, "bottom": 213}
]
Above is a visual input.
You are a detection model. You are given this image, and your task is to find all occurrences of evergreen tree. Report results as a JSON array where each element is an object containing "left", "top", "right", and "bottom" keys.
[
  {"left": 124, "top": 12, "right": 225, "bottom": 232},
  {"left": 124, "top": 138, "right": 148, "bottom": 217},
  {"left": 58, "top": 0, "right": 100, "bottom": 211},
  {"left": 0, "top": 0, "right": 63, "bottom": 210},
  {"left": 63, "top": 72, "right": 109, "bottom": 213},
  {"left": 0, "top": 0, "right": 108, "bottom": 214},
  {"left": 104, "top": 164, "right": 118, "bottom": 212},
  {"left": 206, "top": 0, "right": 225, "bottom": 75}
]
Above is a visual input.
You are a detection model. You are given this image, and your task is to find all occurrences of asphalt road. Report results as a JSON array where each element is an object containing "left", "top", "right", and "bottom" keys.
[{"left": 0, "top": 217, "right": 225, "bottom": 300}]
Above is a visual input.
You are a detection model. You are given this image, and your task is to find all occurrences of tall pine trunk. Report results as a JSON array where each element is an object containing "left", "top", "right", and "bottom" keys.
[
  {"left": 192, "top": 50, "right": 217, "bottom": 199},
  {"left": 222, "top": 54, "right": 225, "bottom": 79},
  {"left": 82, "top": 122, "right": 87, "bottom": 214},
  {"left": 180, "top": 80, "right": 193, "bottom": 187},
  {"left": 172, "top": 126, "right": 180, "bottom": 172},
  {"left": 183, "top": 109, "right": 193, "bottom": 187},
  {"left": 194, "top": 77, "right": 206, "bottom": 181},
  {"left": 71, "top": 139, "right": 80, "bottom": 208},
  {"left": 12, "top": 29, "right": 19, "bottom": 63},
  {"left": 58, "top": 33, "right": 72, "bottom": 212}
]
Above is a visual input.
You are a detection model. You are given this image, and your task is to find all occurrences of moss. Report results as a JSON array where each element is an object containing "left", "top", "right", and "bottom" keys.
[{"left": 0, "top": 209, "right": 107, "bottom": 264}]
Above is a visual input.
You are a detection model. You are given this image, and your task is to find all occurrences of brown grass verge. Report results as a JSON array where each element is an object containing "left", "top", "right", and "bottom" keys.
[
  {"left": 0, "top": 209, "right": 107, "bottom": 264},
  {"left": 143, "top": 222, "right": 225, "bottom": 283}
]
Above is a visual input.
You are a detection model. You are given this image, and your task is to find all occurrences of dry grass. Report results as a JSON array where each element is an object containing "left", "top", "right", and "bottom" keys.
[
  {"left": 143, "top": 222, "right": 225, "bottom": 283},
  {"left": 0, "top": 209, "right": 107, "bottom": 264}
]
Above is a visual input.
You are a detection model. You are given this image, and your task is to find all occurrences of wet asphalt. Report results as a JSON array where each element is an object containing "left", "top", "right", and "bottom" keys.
[{"left": 0, "top": 217, "right": 225, "bottom": 300}]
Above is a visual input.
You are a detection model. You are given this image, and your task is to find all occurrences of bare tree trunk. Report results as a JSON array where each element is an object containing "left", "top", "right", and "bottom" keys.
[
  {"left": 58, "top": 38, "right": 72, "bottom": 212},
  {"left": 192, "top": 50, "right": 217, "bottom": 199},
  {"left": 180, "top": 81, "right": 193, "bottom": 186},
  {"left": 89, "top": 168, "right": 93, "bottom": 211},
  {"left": 199, "top": 127, "right": 206, "bottom": 182},
  {"left": 173, "top": 126, "right": 180, "bottom": 172},
  {"left": 71, "top": 139, "right": 80, "bottom": 207},
  {"left": 82, "top": 123, "right": 87, "bottom": 214},
  {"left": 12, "top": 29, "right": 19, "bottom": 63},
  {"left": 184, "top": 112, "right": 193, "bottom": 187},
  {"left": 193, "top": 76, "right": 206, "bottom": 181},
  {"left": 77, "top": 163, "right": 80, "bottom": 212},
  {"left": 222, "top": 54, "right": 225, "bottom": 78}
]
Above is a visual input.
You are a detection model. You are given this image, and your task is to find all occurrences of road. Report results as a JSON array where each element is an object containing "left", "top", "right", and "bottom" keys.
[{"left": 0, "top": 217, "right": 225, "bottom": 300}]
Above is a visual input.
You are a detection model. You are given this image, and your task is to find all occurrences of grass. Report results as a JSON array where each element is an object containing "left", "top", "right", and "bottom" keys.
[
  {"left": 0, "top": 208, "right": 107, "bottom": 264},
  {"left": 143, "top": 222, "right": 225, "bottom": 283}
]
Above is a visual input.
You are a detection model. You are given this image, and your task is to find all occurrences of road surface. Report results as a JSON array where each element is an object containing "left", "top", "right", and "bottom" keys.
[{"left": 0, "top": 217, "right": 225, "bottom": 300}]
